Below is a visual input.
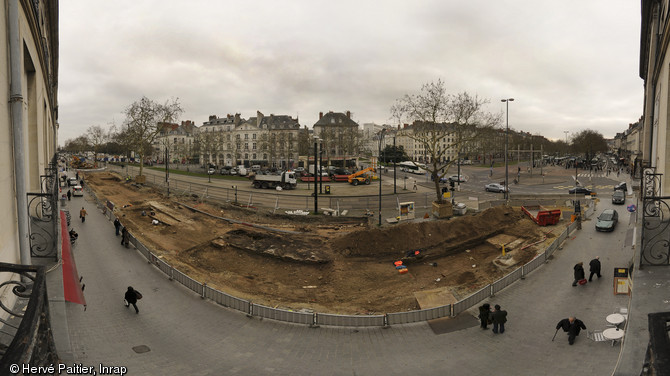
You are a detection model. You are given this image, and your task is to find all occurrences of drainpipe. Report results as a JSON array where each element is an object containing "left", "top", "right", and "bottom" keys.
[{"left": 9, "top": 0, "right": 31, "bottom": 265}]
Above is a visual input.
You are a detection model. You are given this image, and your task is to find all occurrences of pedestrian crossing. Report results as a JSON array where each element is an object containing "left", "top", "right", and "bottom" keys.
[{"left": 572, "top": 173, "right": 624, "bottom": 179}]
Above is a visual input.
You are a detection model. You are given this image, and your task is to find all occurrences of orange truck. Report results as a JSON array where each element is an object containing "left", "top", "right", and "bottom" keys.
[{"left": 521, "top": 205, "right": 561, "bottom": 226}]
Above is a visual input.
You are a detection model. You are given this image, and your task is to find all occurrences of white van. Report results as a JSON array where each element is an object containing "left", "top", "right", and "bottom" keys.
[{"left": 237, "top": 166, "right": 248, "bottom": 176}]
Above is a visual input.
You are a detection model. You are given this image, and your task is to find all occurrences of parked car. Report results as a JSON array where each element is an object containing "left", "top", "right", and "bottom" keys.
[
  {"left": 237, "top": 166, "right": 248, "bottom": 176},
  {"left": 485, "top": 183, "right": 508, "bottom": 193},
  {"left": 72, "top": 185, "right": 84, "bottom": 197},
  {"left": 220, "top": 167, "right": 232, "bottom": 175},
  {"left": 595, "top": 209, "right": 619, "bottom": 232},
  {"left": 568, "top": 186, "right": 594, "bottom": 195},
  {"left": 448, "top": 175, "right": 467, "bottom": 183},
  {"left": 612, "top": 190, "right": 625, "bottom": 205},
  {"left": 207, "top": 168, "right": 216, "bottom": 175},
  {"left": 294, "top": 167, "right": 305, "bottom": 173},
  {"left": 230, "top": 167, "right": 239, "bottom": 175},
  {"left": 614, "top": 182, "right": 627, "bottom": 191}
]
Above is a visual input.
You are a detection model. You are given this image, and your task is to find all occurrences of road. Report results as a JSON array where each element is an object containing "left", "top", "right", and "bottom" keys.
[{"left": 101, "top": 163, "right": 629, "bottom": 220}]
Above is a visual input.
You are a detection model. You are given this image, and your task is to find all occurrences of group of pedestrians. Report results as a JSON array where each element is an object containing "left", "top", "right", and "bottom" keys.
[
  {"left": 114, "top": 218, "right": 130, "bottom": 248},
  {"left": 477, "top": 303, "right": 508, "bottom": 334},
  {"left": 572, "top": 257, "right": 601, "bottom": 286}
]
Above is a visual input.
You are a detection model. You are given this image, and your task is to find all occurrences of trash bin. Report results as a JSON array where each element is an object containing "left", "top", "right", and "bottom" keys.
[{"left": 325, "top": 185, "right": 331, "bottom": 194}]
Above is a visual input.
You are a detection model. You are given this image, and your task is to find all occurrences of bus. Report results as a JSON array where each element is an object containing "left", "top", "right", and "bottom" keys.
[{"left": 398, "top": 161, "right": 426, "bottom": 175}]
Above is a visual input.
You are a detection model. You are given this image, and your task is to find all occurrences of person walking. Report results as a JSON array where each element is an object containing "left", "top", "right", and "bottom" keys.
[
  {"left": 124, "top": 286, "right": 141, "bottom": 314},
  {"left": 66, "top": 189, "right": 71, "bottom": 201},
  {"left": 79, "top": 207, "right": 87, "bottom": 223},
  {"left": 491, "top": 304, "right": 507, "bottom": 334},
  {"left": 478, "top": 303, "right": 491, "bottom": 329},
  {"left": 114, "top": 218, "right": 122, "bottom": 236},
  {"left": 572, "top": 262, "right": 585, "bottom": 286},
  {"left": 589, "top": 257, "right": 602, "bottom": 282},
  {"left": 121, "top": 227, "right": 130, "bottom": 248},
  {"left": 555, "top": 316, "right": 586, "bottom": 345}
]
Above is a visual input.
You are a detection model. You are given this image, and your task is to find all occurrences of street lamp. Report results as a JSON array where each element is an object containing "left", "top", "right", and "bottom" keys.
[
  {"left": 378, "top": 129, "right": 386, "bottom": 226},
  {"left": 501, "top": 98, "right": 514, "bottom": 202},
  {"left": 393, "top": 136, "right": 397, "bottom": 194}
]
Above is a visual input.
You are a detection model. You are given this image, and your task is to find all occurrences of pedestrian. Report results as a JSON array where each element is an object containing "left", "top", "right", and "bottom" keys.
[
  {"left": 114, "top": 218, "right": 122, "bottom": 236},
  {"left": 79, "top": 179, "right": 84, "bottom": 187},
  {"left": 572, "top": 262, "right": 585, "bottom": 286},
  {"left": 124, "top": 286, "right": 141, "bottom": 314},
  {"left": 589, "top": 257, "right": 602, "bottom": 282},
  {"left": 555, "top": 316, "right": 586, "bottom": 345},
  {"left": 67, "top": 189, "right": 71, "bottom": 201},
  {"left": 478, "top": 303, "right": 491, "bottom": 329},
  {"left": 79, "top": 207, "right": 87, "bottom": 223},
  {"left": 491, "top": 304, "right": 507, "bottom": 334},
  {"left": 75, "top": 171, "right": 79, "bottom": 180},
  {"left": 121, "top": 227, "right": 130, "bottom": 248}
]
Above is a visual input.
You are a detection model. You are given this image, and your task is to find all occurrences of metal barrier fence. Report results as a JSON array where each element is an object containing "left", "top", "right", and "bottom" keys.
[{"left": 81, "top": 179, "right": 593, "bottom": 327}]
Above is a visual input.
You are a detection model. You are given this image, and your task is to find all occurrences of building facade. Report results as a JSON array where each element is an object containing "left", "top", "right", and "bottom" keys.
[
  {"left": 640, "top": 0, "right": 670, "bottom": 192},
  {"left": 196, "top": 111, "right": 302, "bottom": 168},
  {"left": 154, "top": 120, "right": 196, "bottom": 164},
  {"left": 313, "top": 111, "right": 361, "bottom": 167},
  {"left": 1, "top": 0, "right": 59, "bottom": 265}
]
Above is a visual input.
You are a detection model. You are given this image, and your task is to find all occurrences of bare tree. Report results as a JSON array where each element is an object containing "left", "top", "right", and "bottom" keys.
[
  {"left": 122, "top": 96, "right": 183, "bottom": 176},
  {"left": 86, "top": 125, "right": 109, "bottom": 166},
  {"left": 391, "top": 79, "right": 501, "bottom": 203}
]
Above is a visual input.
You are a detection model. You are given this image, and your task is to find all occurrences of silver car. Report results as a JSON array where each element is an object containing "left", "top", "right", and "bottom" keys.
[{"left": 485, "top": 183, "right": 508, "bottom": 193}]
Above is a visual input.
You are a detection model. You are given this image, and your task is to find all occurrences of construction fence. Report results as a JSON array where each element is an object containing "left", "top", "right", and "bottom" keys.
[{"left": 83, "top": 181, "right": 592, "bottom": 327}]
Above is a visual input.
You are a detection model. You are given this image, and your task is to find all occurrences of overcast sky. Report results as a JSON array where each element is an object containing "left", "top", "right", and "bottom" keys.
[{"left": 58, "top": 0, "right": 643, "bottom": 145}]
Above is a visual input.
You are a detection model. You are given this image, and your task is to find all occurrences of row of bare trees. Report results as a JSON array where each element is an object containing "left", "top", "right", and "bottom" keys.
[{"left": 390, "top": 79, "right": 609, "bottom": 204}]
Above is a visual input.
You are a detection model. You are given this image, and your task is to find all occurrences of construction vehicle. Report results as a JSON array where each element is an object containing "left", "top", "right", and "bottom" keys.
[
  {"left": 252, "top": 171, "right": 297, "bottom": 190},
  {"left": 348, "top": 167, "right": 375, "bottom": 186},
  {"left": 521, "top": 205, "right": 561, "bottom": 226}
]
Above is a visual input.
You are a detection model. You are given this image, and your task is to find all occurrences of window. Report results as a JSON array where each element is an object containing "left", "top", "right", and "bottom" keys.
[
  {"left": 252, "top": 143, "right": 257, "bottom": 150},
  {"left": 252, "top": 134, "right": 256, "bottom": 139},
  {"left": 245, "top": 134, "right": 249, "bottom": 140},
  {"left": 244, "top": 143, "right": 249, "bottom": 150}
]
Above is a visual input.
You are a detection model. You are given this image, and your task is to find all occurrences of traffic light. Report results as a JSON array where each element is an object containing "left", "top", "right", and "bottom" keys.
[{"left": 449, "top": 180, "right": 455, "bottom": 190}]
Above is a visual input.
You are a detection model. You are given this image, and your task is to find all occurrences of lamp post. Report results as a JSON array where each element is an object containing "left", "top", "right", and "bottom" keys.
[
  {"left": 378, "top": 129, "right": 386, "bottom": 226},
  {"left": 393, "top": 136, "right": 397, "bottom": 194},
  {"left": 501, "top": 98, "right": 514, "bottom": 202},
  {"left": 165, "top": 142, "right": 170, "bottom": 197},
  {"left": 314, "top": 139, "right": 319, "bottom": 214}
]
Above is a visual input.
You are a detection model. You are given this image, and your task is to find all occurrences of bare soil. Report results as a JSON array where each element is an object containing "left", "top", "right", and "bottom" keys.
[{"left": 84, "top": 171, "right": 567, "bottom": 315}]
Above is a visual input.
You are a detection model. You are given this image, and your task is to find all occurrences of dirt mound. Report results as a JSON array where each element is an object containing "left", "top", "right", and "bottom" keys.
[{"left": 331, "top": 206, "right": 532, "bottom": 259}]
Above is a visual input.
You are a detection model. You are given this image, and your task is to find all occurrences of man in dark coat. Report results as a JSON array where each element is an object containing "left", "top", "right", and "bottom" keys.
[
  {"left": 556, "top": 317, "right": 586, "bottom": 345},
  {"left": 572, "top": 262, "right": 585, "bottom": 286},
  {"left": 124, "top": 286, "right": 140, "bottom": 313},
  {"left": 66, "top": 190, "right": 71, "bottom": 201},
  {"left": 491, "top": 304, "right": 507, "bottom": 334},
  {"left": 589, "top": 257, "right": 602, "bottom": 281},
  {"left": 114, "top": 218, "right": 122, "bottom": 236},
  {"left": 478, "top": 303, "right": 491, "bottom": 329}
]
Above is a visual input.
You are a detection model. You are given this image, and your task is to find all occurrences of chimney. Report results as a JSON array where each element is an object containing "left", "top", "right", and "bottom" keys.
[
  {"left": 209, "top": 115, "right": 217, "bottom": 121},
  {"left": 346, "top": 111, "right": 351, "bottom": 118},
  {"left": 319, "top": 112, "right": 323, "bottom": 119}
]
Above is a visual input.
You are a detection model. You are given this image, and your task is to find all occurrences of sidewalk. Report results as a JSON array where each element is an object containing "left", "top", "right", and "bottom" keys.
[{"left": 44, "top": 182, "right": 645, "bottom": 375}]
